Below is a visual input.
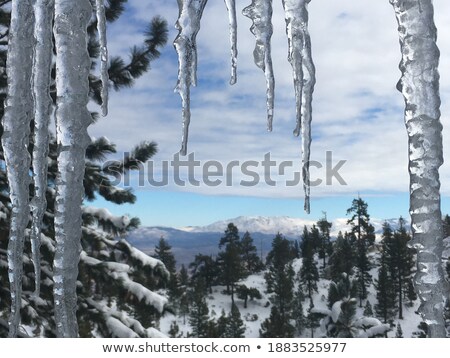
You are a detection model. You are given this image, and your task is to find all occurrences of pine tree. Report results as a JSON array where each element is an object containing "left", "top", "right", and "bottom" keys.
[
  {"left": 189, "top": 254, "right": 218, "bottom": 295},
  {"left": 188, "top": 278, "right": 210, "bottom": 338},
  {"left": 217, "top": 223, "right": 246, "bottom": 303},
  {"left": 225, "top": 303, "right": 246, "bottom": 338},
  {"left": 216, "top": 310, "right": 229, "bottom": 338},
  {"left": 236, "top": 285, "right": 262, "bottom": 309},
  {"left": 346, "top": 198, "right": 374, "bottom": 306},
  {"left": 292, "top": 285, "right": 305, "bottom": 335},
  {"left": 0, "top": 1, "right": 169, "bottom": 337},
  {"left": 154, "top": 237, "right": 179, "bottom": 302},
  {"left": 261, "top": 233, "right": 295, "bottom": 337},
  {"left": 364, "top": 301, "right": 373, "bottom": 317},
  {"left": 240, "top": 231, "right": 263, "bottom": 273},
  {"left": 382, "top": 218, "right": 415, "bottom": 319},
  {"left": 260, "top": 306, "right": 295, "bottom": 338},
  {"left": 317, "top": 214, "right": 332, "bottom": 268},
  {"left": 327, "top": 231, "right": 353, "bottom": 282},
  {"left": 374, "top": 254, "right": 397, "bottom": 323},
  {"left": 299, "top": 227, "right": 319, "bottom": 302}
]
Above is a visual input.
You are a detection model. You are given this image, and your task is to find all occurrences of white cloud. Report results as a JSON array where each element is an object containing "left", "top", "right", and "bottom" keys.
[{"left": 89, "top": 0, "right": 450, "bottom": 200}]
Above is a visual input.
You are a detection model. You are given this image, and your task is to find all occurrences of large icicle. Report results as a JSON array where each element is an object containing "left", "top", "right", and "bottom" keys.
[
  {"left": 282, "top": 0, "right": 315, "bottom": 213},
  {"left": 390, "top": 0, "right": 447, "bottom": 337},
  {"left": 96, "top": 0, "right": 109, "bottom": 117},
  {"left": 53, "top": 0, "right": 93, "bottom": 337},
  {"left": 30, "top": 0, "right": 54, "bottom": 299},
  {"left": 242, "top": 0, "right": 275, "bottom": 131},
  {"left": 1, "top": 0, "right": 35, "bottom": 338},
  {"left": 174, "top": 0, "right": 209, "bottom": 156},
  {"left": 224, "top": 0, "right": 237, "bottom": 85}
]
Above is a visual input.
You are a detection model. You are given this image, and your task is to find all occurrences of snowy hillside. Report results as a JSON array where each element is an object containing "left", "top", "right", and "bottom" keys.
[{"left": 159, "top": 251, "right": 423, "bottom": 338}]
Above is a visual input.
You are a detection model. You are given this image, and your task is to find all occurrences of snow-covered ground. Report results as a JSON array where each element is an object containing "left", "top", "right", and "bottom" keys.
[{"left": 159, "top": 248, "right": 423, "bottom": 338}]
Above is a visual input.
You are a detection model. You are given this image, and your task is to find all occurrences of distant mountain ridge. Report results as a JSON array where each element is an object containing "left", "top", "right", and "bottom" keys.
[{"left": 125, "top": 215, "right": 407, "bottom": 266}]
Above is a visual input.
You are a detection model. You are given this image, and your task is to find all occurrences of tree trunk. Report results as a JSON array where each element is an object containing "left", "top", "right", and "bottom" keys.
[{"left": 390, "top": 0, "right": 448, "bottom": 337}]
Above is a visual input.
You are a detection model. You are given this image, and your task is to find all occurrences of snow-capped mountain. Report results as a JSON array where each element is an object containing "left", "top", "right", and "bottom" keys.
[{"left": 125, "top": 215, "right": 407, "bottom": 266}]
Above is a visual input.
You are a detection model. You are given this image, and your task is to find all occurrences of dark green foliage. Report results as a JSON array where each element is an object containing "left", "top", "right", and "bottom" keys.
[
  {"left": 292, "top": 285, "right": 305, "bottom": 335},
  {"left": 327, "top": 231, "right": 354, "bottom": 281},
  {"left": 317, "top": 215, "right": 333, "bottom": 268},
  {"left": 327, "top": 273, "right": 358, "bottom": 308},
  {"left": 154, "top": 238, "right": 180, "bottom": 304},
  {"left": 375, "top": 260, "right": 397, "bottom": 323},
  {"left": 188, "top": 279, "right": 210, "bottom": 338},
  {"left": 225, "top": 303, "right": 246, "bottom": 338},
  {"left": 190, "top": 254, "right": 218, "bottom": 295},
  {"left": 217, "top": 223, "right": 246, "bottom": 303},
  {"left": 236, "top": 285, "right": 262, "bottom": 308},
  {"left": 240, "top": 231, "right": 264, "bottom": 273},
  {"left": 261, "top": 233, "right": 296, "bottom": 337},
  {"left": 299, "top": 227, "right": 319, "bottom": 302},
  {"left": 346, "top": 197, "right": 374, "bottom": 306},
  {"left": 260, "top": 306, "right": 295, "bottom": 338},
  {"left": 364, "top": 301, "right": 373, "bottom": 317},
  {"left": 381, "top": 218, "right": 415, "bottom": 318}
]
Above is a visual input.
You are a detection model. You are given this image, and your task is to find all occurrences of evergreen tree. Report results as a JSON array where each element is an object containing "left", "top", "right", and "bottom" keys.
[
  {"left": 299, "top": 227, "right": 319, "bottom": 302},
  {"left": 327, "top": 231, "right": 353, "bottom": 282},
  {"left": 236, "top": 285, "right": 262, "bottom": 309},
  {"left": 382, "top": 218, "right": 415, "bottom": 319},
  {"left": 154, "top": 237, "right": 176, "bottom": 274},
  {"left": 240, "top": 231, "right": 263, "bottom": 273},
  {"left": 154, "top": 237, "right": 179, "bottom": 301},
  {"left": 225, "top": 303, "right": 246, "bottom": 338},
  {"left": 375, "top": 255, "right": 397, "bottom": 323},
  {"left": 216, "top": 310, "right": 229, "bottom": 338},
  {"left": 188, "top": 278, "right": 210, "bottom": 338},
  {"left": 217, "top": 223, "right": 246, "bottom": 303},
  {"left": 292, "top": 285, "right": 306, "bottom": 335},
  {"left": 305, "top": 304, "right": 321, "bottom": 338},
  {"left": 346, "top": 198, "right": 374, "bottom": 306},
  {"left": 317, "top": 214, "right": 333, "bottom": 268},
  {"left": 363, "top": 301, "right": 373, "bottom": 317},
  {"left": 260, "top": 306, "right": 295, "bottom": 338},
  {"left": 261, "top": 233, "right": 296, "bottom": 337},
  {"left": 178, "top": 264, "right": 190, "bottom": 324},
  {"left": 323, "top": 277, "right": 390, "bottom": 338},
  {"left": 189, "top": 254, "right": 218, "bottom": 295},
  {"left": 0, "top": 1, "right": 169, "bottom": 337}
]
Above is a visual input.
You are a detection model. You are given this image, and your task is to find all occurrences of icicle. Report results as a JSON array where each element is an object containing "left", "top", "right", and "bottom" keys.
[
  {"left": 242, "top": 0, "right": 275, "bottom": 131},
  {"left": 30, "top": 0, "right": 54, "bottom": 299},
  {"left": 54, "top": 0, "right": 93, "bottom": 337},
  {"left": 224, "top": 0, "right": 237, "bottom": 85},
  {"left": 390, "top": 0, "right": 447, "bottom": 337},
  {"left": 282, "top": 0, "right": 315, "bottom": 213},
  {"left": 96, "top": 0, "right": 109, "bottom": 116},
  {"left": 1, "top": 0, "right": 35, "bottom": 338},
  {"left": 174, "top": 0, "right": 209, "bottom": 156}
]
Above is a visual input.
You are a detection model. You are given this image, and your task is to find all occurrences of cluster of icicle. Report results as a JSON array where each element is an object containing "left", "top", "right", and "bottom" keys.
[
  {"left": 174, "top": 0, "right": 316, "bottom": 213},
  {"left": 2, "top": 0, "right": 108, "bottom": 337}
]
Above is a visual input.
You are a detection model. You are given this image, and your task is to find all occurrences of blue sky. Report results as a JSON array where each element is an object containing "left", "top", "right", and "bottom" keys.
[{"left": 89, "top": 1, "right": 450, "bottom": 228}]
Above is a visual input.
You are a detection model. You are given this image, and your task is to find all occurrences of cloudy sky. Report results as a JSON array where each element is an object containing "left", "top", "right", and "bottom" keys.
[{"left": 89, "top": 0, "right": 450, "bottom": 227}]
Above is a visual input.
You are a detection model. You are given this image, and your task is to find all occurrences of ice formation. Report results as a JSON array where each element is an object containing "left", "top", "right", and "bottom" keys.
[{"left": 390, "top": 0, "right": 447, "bottom": 337}]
